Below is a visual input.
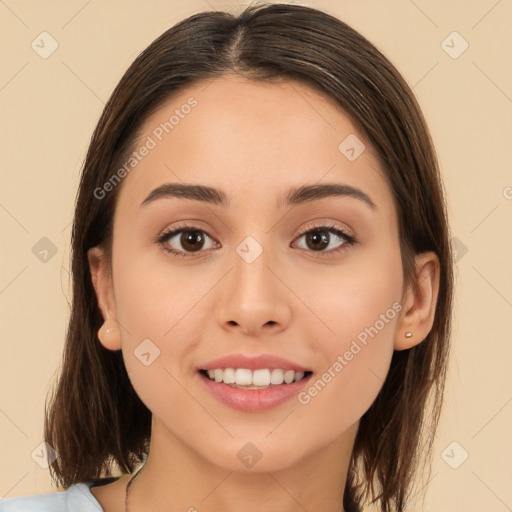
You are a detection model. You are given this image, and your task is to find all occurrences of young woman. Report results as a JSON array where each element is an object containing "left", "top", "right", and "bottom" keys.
[{"left": 1, "top": 3, "right": 453, "bottom": 511}]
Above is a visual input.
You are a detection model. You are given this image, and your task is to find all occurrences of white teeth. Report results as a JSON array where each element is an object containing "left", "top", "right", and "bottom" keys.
[
  {"left": 270, "top": 369, "right": 284, "bottom": 385},
  {"left": 283, "top": 370, "right": 295, "bottom": 384},
  {"left": 203, "top": 368, "right": 308, "bottom": 387},
  {"left": 234, "top": 368, "right": 252, "bottom": 385},
  {"left": 252, "top": 369, "right": 271, "bottom": 386},
  {"left": 223, "top": 367, "right": 235, "bottom": 384}
]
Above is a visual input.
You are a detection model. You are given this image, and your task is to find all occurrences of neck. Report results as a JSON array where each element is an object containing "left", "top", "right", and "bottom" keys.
[{"left": 124, "top": 418, "right": 357, "bottom": 512}]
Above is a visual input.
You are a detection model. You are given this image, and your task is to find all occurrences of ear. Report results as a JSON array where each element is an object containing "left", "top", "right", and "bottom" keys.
[
  {"left": 395, "top": 251, "right": 440, "bottom": 350},
  {"left": 87, "top": 246, "right": 122, "bottom": 350}
]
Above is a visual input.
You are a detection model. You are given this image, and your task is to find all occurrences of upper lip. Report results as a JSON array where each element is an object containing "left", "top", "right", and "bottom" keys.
[{"left": 198, "top": 353, "right": 311, "bottom": 372}]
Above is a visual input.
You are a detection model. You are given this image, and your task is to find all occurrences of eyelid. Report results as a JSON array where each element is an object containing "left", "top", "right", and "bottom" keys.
[{"left": 295, "top": 220, "right": 355, "bottom": 241}]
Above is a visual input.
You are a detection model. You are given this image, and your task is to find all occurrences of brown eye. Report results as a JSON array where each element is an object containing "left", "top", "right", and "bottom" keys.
[
  {"left": 293, "top": 225, "right": 356, "bottom": 256},
  {"left": 158, "top": 225, "right": 218, "bottom": 256},
  {"left": 304, "top": 230, "right": 330, "bottom": 251},
  {"left": 180, "top": 230, "right": 206, "bottom": 252}
]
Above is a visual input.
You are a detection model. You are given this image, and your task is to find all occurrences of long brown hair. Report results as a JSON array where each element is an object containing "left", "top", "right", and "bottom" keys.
[{"left": 44, "top": 3, "right": 453, "bottom": 511}]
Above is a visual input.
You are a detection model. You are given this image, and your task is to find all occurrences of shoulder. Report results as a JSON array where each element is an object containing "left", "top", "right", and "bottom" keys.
[{"left": 0, "top": 480, "right": 108, "bottom": 512}]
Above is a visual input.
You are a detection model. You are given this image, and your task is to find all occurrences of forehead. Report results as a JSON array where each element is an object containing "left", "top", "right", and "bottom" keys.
[{"left": 113, "top": 74, "right": 392, "bottom": 216}]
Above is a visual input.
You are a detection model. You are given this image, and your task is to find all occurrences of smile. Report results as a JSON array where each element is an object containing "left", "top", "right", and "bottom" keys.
[
  {"left": 197, "top": 368, "right": 314, "bottom": 412},
  {"left": 200, "top": 368, "right": 312, "bottom": 388}
]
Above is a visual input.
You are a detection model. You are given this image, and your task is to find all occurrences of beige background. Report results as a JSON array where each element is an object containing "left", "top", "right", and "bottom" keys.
[{"left": 1, "top": 1, "right": 511, "bottom": 510}]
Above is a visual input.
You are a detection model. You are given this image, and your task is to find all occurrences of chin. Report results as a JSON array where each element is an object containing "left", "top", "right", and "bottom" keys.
[{"left": 194, "top": 432, "right": 313, "bottom": 474}]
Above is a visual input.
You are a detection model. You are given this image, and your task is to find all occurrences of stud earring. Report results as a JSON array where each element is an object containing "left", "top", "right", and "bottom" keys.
[
  {"left": 97, "top": 321, "right": 121, "bottom": 351},
  {"left": 98, "top": 323, "right": 118, "bottom": 339},
  {"left": 405, "top": 332, "right": 412, "bottom": 338}
]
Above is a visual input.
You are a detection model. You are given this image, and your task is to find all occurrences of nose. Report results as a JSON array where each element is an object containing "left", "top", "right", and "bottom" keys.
[{"left": 216, "top": 243, "right": 292, "bottom": 337}]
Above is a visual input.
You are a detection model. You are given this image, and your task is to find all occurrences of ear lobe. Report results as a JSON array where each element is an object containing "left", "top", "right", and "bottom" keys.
[
  {"left": 87, "top": 246, "right": 122, "bottom": 351},
  {"left": 395, "top": 251, "right": 440, "bottom": 351}
]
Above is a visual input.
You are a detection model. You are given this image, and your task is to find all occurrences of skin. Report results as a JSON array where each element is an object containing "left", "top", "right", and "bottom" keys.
[{"left": 88, "top": 75, "right": 440, "bottom": 512}]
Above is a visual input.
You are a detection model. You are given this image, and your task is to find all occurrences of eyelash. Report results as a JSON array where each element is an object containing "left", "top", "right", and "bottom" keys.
[{"left": 156, "top": 222, "right": 357, "bottom": 259}]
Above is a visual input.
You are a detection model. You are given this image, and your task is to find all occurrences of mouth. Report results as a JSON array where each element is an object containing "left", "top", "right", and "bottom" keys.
[
  {"left": 198, "top": 368, "right": 313, "bottom": 389},
  {"left": 196, "top": 353, "right": 314, "bottom": 411},
  {"left": 197, "top": 367, "right": 314, "bottom": 412}
]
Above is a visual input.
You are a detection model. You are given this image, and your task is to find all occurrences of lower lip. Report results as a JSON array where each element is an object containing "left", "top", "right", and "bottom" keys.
[{"left": 198, "top": 371, "right": 313, "bottom": 412}]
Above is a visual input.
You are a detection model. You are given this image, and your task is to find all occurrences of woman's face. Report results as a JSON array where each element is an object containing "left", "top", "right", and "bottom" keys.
[{"left": 95, "top": 75, "right": 406, "bottom": 471}]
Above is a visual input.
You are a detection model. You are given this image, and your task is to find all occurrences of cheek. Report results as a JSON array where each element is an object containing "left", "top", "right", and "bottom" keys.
[
  {"left": 290, "top": 249, "right": 403, "bottom": 427},
  {"left": 294, "top": 339, "right": 394, "bottom": 453},
  {"left": 112, "top": 245, "right": 211, "bottom": 343},
  {"left": 111, "top": 251, "right": 209, "bottom": 410},
  {"left": 291, "top": 244, "right": 403, "bottom": 349}
]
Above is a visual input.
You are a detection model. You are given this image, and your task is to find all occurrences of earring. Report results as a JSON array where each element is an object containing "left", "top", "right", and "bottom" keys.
[
  {"left": 405, "top": 332, "right": 412, "bottom": 338},
  {"left": 98, "top": 322, "right": 118, "bottom": 339},
  {"left": 97, "top": 321, "right": 122, "bottom": 350}
]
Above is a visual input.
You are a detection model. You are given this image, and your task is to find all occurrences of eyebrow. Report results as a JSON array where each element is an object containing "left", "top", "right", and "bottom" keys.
[{"left": 140, "top": 182, "right": 376, "bottom": 210}]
